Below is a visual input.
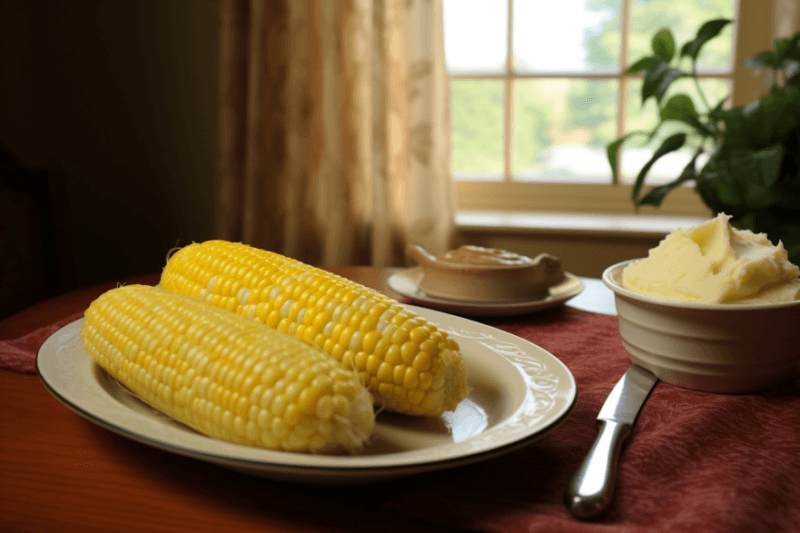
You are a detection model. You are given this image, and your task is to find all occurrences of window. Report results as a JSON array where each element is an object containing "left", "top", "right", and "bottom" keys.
[{"left": 444, "top": 0, "right": 777, "bottom": 216}]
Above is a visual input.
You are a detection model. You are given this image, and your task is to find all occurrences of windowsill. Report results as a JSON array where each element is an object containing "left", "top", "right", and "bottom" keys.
[{"left": 455, "top": 210, "right": 712, "bottom": 240}]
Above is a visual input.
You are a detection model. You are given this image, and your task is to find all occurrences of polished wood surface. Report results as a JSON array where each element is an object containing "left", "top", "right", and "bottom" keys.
[{"left": 0, "top": 267, "right": 610, "bottom": 533}]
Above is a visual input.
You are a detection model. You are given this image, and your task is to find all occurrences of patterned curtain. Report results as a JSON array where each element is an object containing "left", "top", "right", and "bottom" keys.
[{"left": 216, "top": 0, "right": 456, "bottom": 266}]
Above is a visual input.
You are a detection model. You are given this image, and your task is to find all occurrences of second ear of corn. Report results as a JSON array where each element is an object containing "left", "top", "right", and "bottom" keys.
[
  {"left": 82, "top": 284, "right": 375, "bottom": 454},
  {"left": 160, "top": 240, "right": 469, "bottom": 417}
]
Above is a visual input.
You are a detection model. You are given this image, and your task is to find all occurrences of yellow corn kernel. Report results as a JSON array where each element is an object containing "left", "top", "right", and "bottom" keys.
[
  {"left": 412, "top": 351, "right": 432, "bottom": 372},
  {"left": 81, "top": 284, "right": 374, "bottom": 454},
  {"left": 403, "top": 367, "right": 420, "bottom": 389},
  {"left": 160, "top": 240, "right": 469, "bottom": 416}
]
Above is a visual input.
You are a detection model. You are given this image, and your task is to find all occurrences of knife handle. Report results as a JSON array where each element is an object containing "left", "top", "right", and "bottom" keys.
[{"left": 564, "top": 420, "right": 631, "bottom": 520}]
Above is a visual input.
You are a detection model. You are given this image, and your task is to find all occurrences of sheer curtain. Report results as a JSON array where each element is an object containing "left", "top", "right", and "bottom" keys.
[{"left": 216, "top": 0, "right": 456, "bottom": 266}]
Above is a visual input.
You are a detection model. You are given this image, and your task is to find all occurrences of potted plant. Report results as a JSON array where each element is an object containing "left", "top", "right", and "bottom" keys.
[{"left": 608, "top": 18, "right": 800, "bottom": 265}]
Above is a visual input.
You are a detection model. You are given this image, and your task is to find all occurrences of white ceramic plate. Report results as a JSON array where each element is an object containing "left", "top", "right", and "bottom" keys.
[
  {"left": 37, "top": 305, "right": 577, "bottom": 484},
  {"left": 387, "top": 267, "right": 585, "bottom": 316}
]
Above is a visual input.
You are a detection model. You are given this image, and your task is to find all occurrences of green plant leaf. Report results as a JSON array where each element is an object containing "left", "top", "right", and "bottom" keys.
[
  {"left": 724, "top": 145, "right": 785, "bottom": 193},
  {"left": 787, "top": 60, "right": 800, "bottom": 78},
  {"left": 680, "top": 19, "right": 733, "bottom": 61},
  {"left": 642, "top": 62, "right": 683, "bottom": 104},
  {"left": 652, "top": 28, "right": 676, "bottom": 62},
  {"left": 772, "top": 33, "right": 800, "bottom": 64},
  {"left": 626, "top": 17, "right": 800, "bottom": 239},
  {"left": 656, "top": 69, "right": 684, "bottom": 103},
  {"left": 742, "top": 84, "right": 800, "bottom": 147},
  {"left": 697, "top": 146, "right": 785, "bottom": 212},
  {"left": 778, "top": 34, "right": 800, "bottom": 75},
  {"left": 606, "top": 131, "right": 647, "bottom": 182},
  {"left": 632, "top": 133, "right": 687, "bottom": 205},
  {"left": 606, "top": 139, "right": 625, "bottom": 183},
  {"left": 640, "top": 60, "right": 668, "bottom": 104},
  {"left": 659, "top": 94, "right": 713, "bottom": 135},
  {"left": 774, "top": 38, "right": 793, "bottom": 62},
  {"left": 743, "top": 51, "right": 783, "bottom": 71},
  {"left": 744, "top": 183, "right": 782, "bottom": 210},
  {"left": 754, "top": 145, "right": 785, "bottom": 188},
  {"left": 714, "top": 174, "right": 743, "bottom": 206},
  {"left": 637, "top": 148, "right": 703, "bottom": 206},
  {"left": 626, "top": 56, "right": 659, "bottom": 74},
  {"left": 727, "top": 146, "right": 784, "bottom": 210},
  {"left": 706, "top": 95, "right": 729, "bottom": 133},
  {"left": 714, "top": 107, "right": 749, "bottom": 149},
  {"left": 744, "top": 34, "right": 800, "bottom": 73},
  {"left": 769, "top": 85, "right": 800, "bottom": 139},
  {"left": 695, "top": 176, "right": 731, "bottom": 216},
  {"left": 708, "top": 95, "right": 729, "bottom": 116},
  {"left": 661, "top": 94, "right": 697, "bottom": 117}
]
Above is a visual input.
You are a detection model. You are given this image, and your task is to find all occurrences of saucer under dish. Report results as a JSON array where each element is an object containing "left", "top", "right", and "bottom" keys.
[{"left": 386, "top": 267, "right": 584, "bottom": 316}]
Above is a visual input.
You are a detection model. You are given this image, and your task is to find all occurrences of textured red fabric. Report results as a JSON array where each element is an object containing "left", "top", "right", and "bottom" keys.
[
  {"left": 0, "top": 312, "right": 83, "bottom": 374},
  {"left": 3, "top": 306, "right": 799, "bottom": 532},
  {"left": 382, "top": 307, "right": 800, "bottom": 532}
]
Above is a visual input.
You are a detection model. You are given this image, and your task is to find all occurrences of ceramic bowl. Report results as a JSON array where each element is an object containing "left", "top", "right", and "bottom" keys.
[
  {"left": 406, "top": 244, "right": 564, "bottom": 303},
  {"left": 603, "top": 259, "right": 800, "bottom": 393}
]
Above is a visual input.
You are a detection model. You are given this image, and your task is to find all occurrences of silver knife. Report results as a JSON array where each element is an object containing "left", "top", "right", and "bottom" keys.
[{"left": 564, "top": 364, "right": 658, "bottom": 520}]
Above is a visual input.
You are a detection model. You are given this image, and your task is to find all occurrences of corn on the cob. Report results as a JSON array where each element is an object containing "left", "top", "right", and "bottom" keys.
[
  {"left": 81, "top": 284, "right": 375, "bottom": 454},
  {"left": 159, "top": 240, "right": 469, "bottom": 416}
]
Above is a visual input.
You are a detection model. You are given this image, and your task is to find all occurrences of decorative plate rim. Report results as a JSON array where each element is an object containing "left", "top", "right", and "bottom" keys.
[{"left": 37, "top": 305, "right": 577, "bottom": 482}]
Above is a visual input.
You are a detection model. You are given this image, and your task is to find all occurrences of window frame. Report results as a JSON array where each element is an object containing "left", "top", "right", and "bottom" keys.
[{"left": 449, "top": 0, "right": 778, "bottom": 217}]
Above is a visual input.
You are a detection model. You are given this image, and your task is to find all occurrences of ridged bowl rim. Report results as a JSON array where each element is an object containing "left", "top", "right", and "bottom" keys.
[{"left": 602, "top": 259, "right": 800, "bottom": 312}]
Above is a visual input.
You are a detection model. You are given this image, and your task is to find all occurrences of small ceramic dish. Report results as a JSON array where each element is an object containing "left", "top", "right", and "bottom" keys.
[
  {"left": 406, "top": 245, "right": 565, "bottom": 303},
  {"left": 603, "top": 259, "right": 800, "bottom": 393}
]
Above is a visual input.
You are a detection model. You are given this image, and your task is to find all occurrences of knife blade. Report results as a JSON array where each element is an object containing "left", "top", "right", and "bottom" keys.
[{"left": 564, "top": 364, "right": 658, "bottom": 520}]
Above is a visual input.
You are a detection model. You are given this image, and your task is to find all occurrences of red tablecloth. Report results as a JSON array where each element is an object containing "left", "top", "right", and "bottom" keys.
[{"left": 2, "top": 305, "right": 799, "bottom": 532}]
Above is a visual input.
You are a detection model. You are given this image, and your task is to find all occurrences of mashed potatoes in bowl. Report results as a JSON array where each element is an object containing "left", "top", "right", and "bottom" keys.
[
  {"left": 603, "top": 214, "right": 800, "bottom": 393},
  {"left": 621, "top": 213, "right": 800, "bottom": 304}
]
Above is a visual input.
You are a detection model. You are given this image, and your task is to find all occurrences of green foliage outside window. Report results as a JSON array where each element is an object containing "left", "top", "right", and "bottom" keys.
[
  {"left": 449, "top": 0, "right": 735, "bottom": 176},
  {"left": 451, "top": 80, "right": 505, "bottom": 175},
  {"left": 608, "top": 19, "right": 800, "bottom": 264},
  {"left": 562, "top": 0, "right": 734, "bottom": 150}
]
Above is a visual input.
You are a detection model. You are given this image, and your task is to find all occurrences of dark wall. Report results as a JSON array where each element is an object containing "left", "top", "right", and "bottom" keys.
[{"left": 1, "top": 0, "right": 218, "bottom": 317}]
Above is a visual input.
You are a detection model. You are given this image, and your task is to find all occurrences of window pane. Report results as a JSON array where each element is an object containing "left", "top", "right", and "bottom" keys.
[
  {"left": 443, "top": 0, "right": 507, "bottom": 73},
  {"left": 622, "top": 77, "right": 731, "bottom": 185},
  {"left": 513, "top": 0, "right": 619, "bottom": 72},
  {"left": 451, "top": 80, "right": 505, "bottom": 179},
  {"left": 629, "top": 0, "right": 736, "bottom": 72},
  {"left": 513, "top": 79, "right": 617, "bottom": 182}
]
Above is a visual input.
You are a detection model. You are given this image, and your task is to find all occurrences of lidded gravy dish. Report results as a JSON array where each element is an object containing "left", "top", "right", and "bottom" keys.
[{"left": 406, "top": 244, "right": 564, "bottom": 302}]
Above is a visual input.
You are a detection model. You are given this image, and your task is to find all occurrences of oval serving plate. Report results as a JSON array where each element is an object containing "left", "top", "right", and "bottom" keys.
[{"left": 37, "top": 305, "right": 576, "bottom": 484}]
